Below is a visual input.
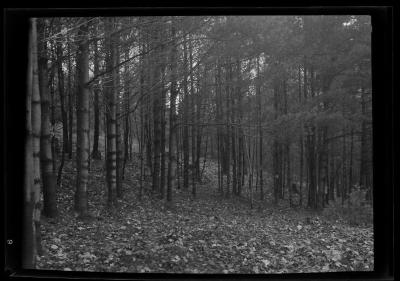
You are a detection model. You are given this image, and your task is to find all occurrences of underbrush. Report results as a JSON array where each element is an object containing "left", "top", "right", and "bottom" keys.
[{"left": 322, "top": 189, "right": 373, "bottom": 226}]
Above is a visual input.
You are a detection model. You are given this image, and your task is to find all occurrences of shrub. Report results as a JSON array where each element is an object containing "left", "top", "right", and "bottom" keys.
[{"left": 323, "top": 189, "right": 373, "bottom": 226}]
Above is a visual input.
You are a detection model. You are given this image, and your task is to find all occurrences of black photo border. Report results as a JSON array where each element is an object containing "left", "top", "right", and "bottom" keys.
[{"left": 3, "top": 3, "right": 396, "bottom": 281}]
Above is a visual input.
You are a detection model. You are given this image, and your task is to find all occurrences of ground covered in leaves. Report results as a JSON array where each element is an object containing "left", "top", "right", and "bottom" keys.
[{"left": 37, "top": 157, "right": 373, "bottom": 274}]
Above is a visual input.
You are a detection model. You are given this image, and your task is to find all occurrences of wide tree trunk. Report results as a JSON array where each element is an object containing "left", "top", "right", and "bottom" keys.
[
  {"left": 37, "top": 19, "right": 58, "bottom": 218},
  {"left": 23, "top": 18, "right": 42, "bottom": 268}
]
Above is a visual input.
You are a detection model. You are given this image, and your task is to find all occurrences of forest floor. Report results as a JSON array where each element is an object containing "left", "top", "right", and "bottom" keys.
[{"left": 37, "top": 156, "right": 374, "bottom": 274}]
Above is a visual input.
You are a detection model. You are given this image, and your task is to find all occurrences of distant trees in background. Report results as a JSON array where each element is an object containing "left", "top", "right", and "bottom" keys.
[{"left": 24, "top": 15, "right": 372, "bottom": 267}]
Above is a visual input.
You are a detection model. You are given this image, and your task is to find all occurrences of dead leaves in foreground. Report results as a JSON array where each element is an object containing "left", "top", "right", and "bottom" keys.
[{"left": 37, "top": 159, "right": 373, "bottom": 273}]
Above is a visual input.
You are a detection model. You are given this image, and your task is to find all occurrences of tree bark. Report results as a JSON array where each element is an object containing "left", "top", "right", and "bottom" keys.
[
  {"left": 56, "top": 22, "right": 69, "bottom": 156},
  {"left": 67, "top": 37, "right": 73, "bottom": 159},
  {"left": 189, "top": 34, "right": 197, "bottom": 198},
  {"left": 182, "top": 34, "right": 190, "bottom": 191},
  {"left": 105, "top": 18, "right": 118, "bottom": 208},
  {"left": 256, "top": 57, "right": 264, "bottom": 200},
  {"left": 74, "top": 22, "right": 90, "bottom": 217},
  {"left": 151, "top": 24, "right": 162, "bottom": 195},
  {"left": 37, "top": 19, "right": 58, "bottom": 218},
  {"left": 115, "top": 33, "right": 123, "bottom": 199},
  {"left": 23, "top": 18, "right": 42, "bottom": 268},
  {"left": 167, "top": 19, "right": 178, "bottom": 202},
  {"left": 92, "top": 37, "right": 102, "bottom": 160}
]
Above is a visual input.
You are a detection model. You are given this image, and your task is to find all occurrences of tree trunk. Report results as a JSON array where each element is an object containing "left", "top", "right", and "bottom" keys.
[
  {"left": 225, "top": 61, "right": 231, "bottom": 198},
  {"left": 182, "top": 34, "right": 190, "bottom": 191},
  {"left": 151, "top": 25, "right": 162, "bottom": 195},
  {"left": 195, "top": 70, "right": 203, "bottom": 181},
  {"left": 67, "top": 37, "right": 73, "bottom": 159},
  {"left": 74, "top": 22, "right": 90, "bottom": 217},
  {"left": 349, "top": 128, "right": 354, "bottom": 194},
  {"left": 115, "top": 34, "right": 123, "bottom": 199},
  {"left": 31, "top": 17, "right": 43, "bottom": 257},
  {"left": 23, "top": 18, "right": 42, "bottom": 268},
  {"left": 105, "top": 19, "right": 118, "bottom": 208},
  {"left": 37, "top": 19, "right": 57, "bottom": 218},
  {"left": 307, "top": 125, "right": 317, "bottom": 209},
  {"left": 167, "top": 21, "right": 178, "bottom": 202},
  {"left": 342, "top": 130, "right": 347, "bottom": 204},
  {"left": 298, "top": 64, "right": 304, "bottom": 207},
  {"left": 92, "top": 38, "right": 102, "bottom": 160},
  {"left": 286, "top": 143, "right": 292, "bottom": 207},
  {"left": 122, "top": 81, "right": 130, "bottom": 180},
  {"left": 160, "top": 60, "right": 167, "bottom": 199},
  {"left": 56, "top": 25, "right": 69, "bottom": 157},
  {"left": 256, "top": 57, "right": 264, "bottom": 200},
  {"left": 272, "top": 77, "right": 280, "bottom": 205},
  {"left": 189, "top": 35, "right": 196, "bottom": 198},
  {"left": 138, "top": 37, "right": 145, "bottom": 200}
]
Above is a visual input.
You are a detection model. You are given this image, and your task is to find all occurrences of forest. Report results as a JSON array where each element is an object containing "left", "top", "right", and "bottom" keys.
[{"left": 23, "top": 15, "right": 373, "bottom": 273}]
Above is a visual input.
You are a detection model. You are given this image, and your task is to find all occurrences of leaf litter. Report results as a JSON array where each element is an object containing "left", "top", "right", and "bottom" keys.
[{"left": 37, "top": 158, "right": 373, "bottom": 273}]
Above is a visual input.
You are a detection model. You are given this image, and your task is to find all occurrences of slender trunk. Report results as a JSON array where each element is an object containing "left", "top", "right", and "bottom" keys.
[
  {"left": 328, "top": 142, "right": 335, "bottom": 202},
  {"left": 56, "top": 27, "right": 69, "bottom": 155},
  {"left": 182, "top": 35, "right": 189, "bottom": 190},
  {"left": 216, "top": 63, "right": 223, "bottom": 196},
  {"left": 151, "top": 26, "right": 161, "bottom": 195},
  {"left": 167, "top": 21, "right": 177, "bottom": 202},
  {"left": 195, "top": 81, "right": 202, "bottom": 181},
  {"left": 298, "top": 64, "right": 303, "bottom": 207},
  {"left": 56, "top": 29, "right": 68, "bottom": 185},
  {"left": 122, "top": 44, "right": 130, "bottom": 179},
  {"left": 286, "top": 143, "right": 292, "bottom": 207},
  {"left": 299, "top": 133, "right": 304, "bottom": 206},
  {"left": 176, "top": 115, "right": 181, "bottom": 190},
  {"left": 74, "top": 22, "right": 90, "bottom": 217},
  {"left": 249, "top": 137, "right": 256, "bottom": 209},
  {"left": 217, "top": 133, "right": 222, "bottom": 196},
  {"left": 160, "top": 63, "right": 166, "bottom": 199},
  {"left": 307, "top": 125, "right": 317, "bottom": 209},
  {"left": 256, "top": 58, "right": 264, "bottom": 200},
  {"left": 237, "top": 60, "right": 243, "bottom": 196},
  {"left": 139, "top": 40, "right": 145, "bottom": 200},
  {"left": 189, "top": 36, "right": 196, "bottom": 198},
  {"left": 122, "top": 98, "right": 129, "bottom": 178},
  {"left": 273, "top": 77, "right": 280, "bottom": 204},
  {"left": 115, "top": 34, "right": 123, "bottom": 199},
  {"left": 349, "top": 128, "right": 354, "bottom": 194},
  {"left": 92, "top": 38, "right": 101, "bottom": 160},
  {"left": 105, "top": 19, "right": 118, "bottom": 208},
  {"left": 225, "top": 61, "right": 231, "bottom": 198},
  {"left": 67, "top": 38, "right": 73, "bottom": 159},
  {"left": 200, "top": 133, "right": 209, "bottom": 180},
  {"left": 342, "top": 131, "right": 347, "bottom": 204}
]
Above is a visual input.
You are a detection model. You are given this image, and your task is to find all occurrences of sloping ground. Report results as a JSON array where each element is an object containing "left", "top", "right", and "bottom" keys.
[{"left": 37, "top": 157, "right": 373, "bottom": 273}]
